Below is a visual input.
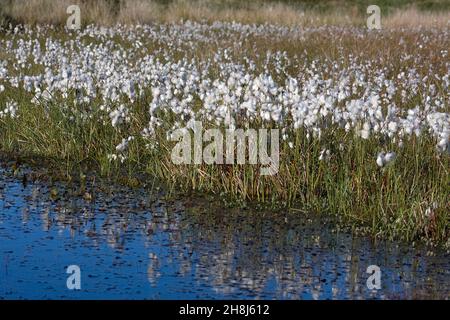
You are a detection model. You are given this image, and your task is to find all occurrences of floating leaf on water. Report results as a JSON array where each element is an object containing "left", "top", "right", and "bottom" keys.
[
  {"left": 83, "top": 192, "right": 93, "bottom": 201},
  {"left": 50, "top": 187, "right": 59, "bottom": 199}
]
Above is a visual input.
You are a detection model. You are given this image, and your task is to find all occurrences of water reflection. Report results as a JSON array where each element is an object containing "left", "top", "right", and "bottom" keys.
[{"left": 0, "top": 168, "right": 448, "bottom": 299}]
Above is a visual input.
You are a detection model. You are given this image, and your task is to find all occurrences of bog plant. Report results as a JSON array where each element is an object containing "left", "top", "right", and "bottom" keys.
[{"left": 0, "top": 22, "right": 448, "bottom": 245}]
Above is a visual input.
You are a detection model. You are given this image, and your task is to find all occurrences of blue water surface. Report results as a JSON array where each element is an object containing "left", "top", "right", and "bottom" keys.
[{"left": 0, "top": 168, "right": 448, "bottom": 299}]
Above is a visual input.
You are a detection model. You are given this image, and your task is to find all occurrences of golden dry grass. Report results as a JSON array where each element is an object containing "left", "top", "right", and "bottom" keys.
[
  {"left": 3, "top": 0, "right": 75, "bottom": 25},
  {"left": 0, "top": 0, "right": 448, "bottom": 27},
  {"left": 1, "top": 0, "right": 116, "bottom": 25},
  {"left": 384, "top": 7, "right": 449, "bottom": 28},
  {"left": 117, "top": 0, "right": 161, "bottom": 24}
]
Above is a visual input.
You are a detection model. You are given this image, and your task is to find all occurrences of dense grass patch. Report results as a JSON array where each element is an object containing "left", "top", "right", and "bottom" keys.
[{"left": 0, "top": 22, "right": 448, "bottom": 246}]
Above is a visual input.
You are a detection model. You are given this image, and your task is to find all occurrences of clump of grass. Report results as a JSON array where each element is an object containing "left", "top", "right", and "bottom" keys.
[
  {"left": 1, "top": 94, "right": 447, "bottom": 244},
  {"left": 0, "top": 23, "right": 448, "bottom": 247}
]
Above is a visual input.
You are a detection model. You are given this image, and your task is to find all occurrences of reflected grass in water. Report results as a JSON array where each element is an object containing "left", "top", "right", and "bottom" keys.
[{"left": 0, "top": 166, "right": 448, "bottom": 299}]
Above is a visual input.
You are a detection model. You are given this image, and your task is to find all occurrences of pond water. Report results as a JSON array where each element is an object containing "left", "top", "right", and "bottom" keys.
[{"left": 0, "top": 167, "right": 448, "bottom": 299}]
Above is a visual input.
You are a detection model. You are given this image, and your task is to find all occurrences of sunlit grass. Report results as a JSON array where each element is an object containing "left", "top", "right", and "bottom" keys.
[{"left": 0, "top": 22, "right": 448, "bottom": 246}]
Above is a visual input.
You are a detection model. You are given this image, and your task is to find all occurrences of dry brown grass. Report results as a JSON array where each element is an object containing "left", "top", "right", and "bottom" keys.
[
  {"left": 0, "top": 0, "right": 448, "bottom": 27},
  {"left": 117, "top": 0, "right": 162, "bottom": 24},
  {"left": 1, "top": 0, "right": 116, "bottom": 25},
  {"left": 183, "top": 2, "right": 359, "bottom": 26},
  {"left": 3, "top": 0, "right": 75, "bottom": 25},
  {"left": 384, "top": 7, "right": 450, "bottom": 28}
]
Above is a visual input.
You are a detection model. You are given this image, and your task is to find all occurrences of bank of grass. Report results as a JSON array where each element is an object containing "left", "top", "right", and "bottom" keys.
[
  {"left": 0, "top": 23, "right": 448, "bottom": 246},
  {"left": 0, "top": 93, "right": 448, "bottom": 245},
  {"left": 0, "top": 90, "right": 448, "bottom": 246},
  {"left": 0, "top": 0, "right": 449, "bottom": 27}
]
